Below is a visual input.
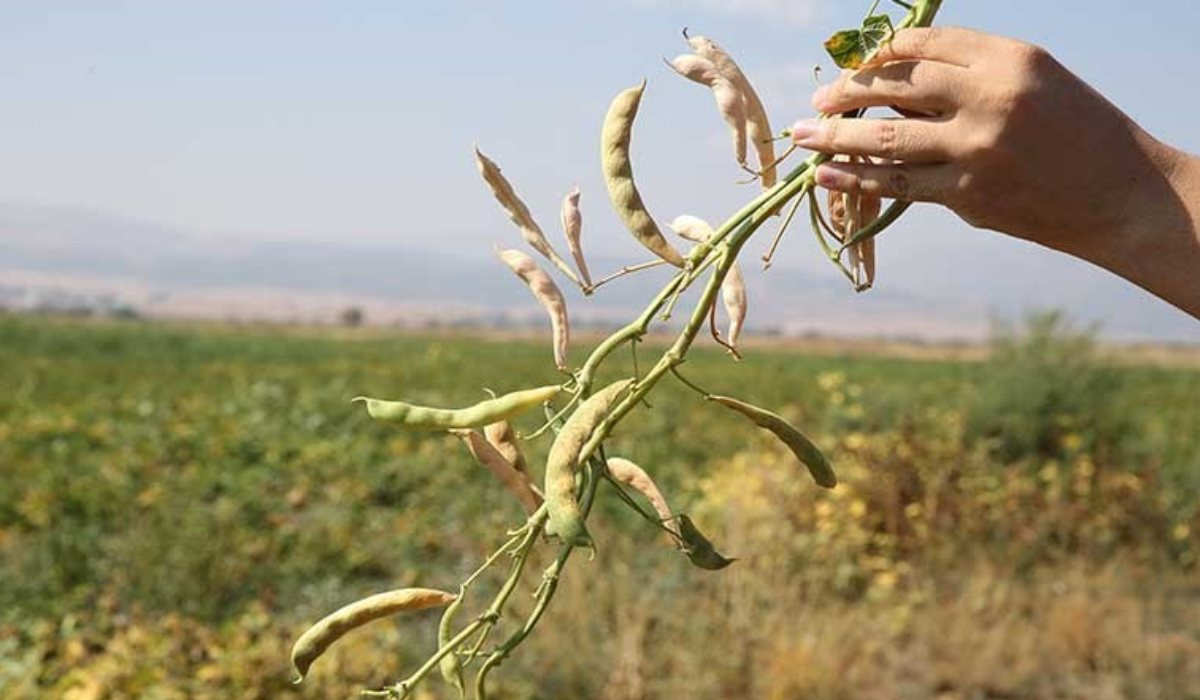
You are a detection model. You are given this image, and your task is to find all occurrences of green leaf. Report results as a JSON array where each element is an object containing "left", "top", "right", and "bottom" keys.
[
  {"left": 676, "top": 515, "right": 736, "bottom": 571},
  {"left": 824, "top": 13, "right": 895, "bottom": 69}
]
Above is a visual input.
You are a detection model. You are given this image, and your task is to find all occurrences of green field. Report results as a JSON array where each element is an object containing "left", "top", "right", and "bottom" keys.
[{"left": 1, "top": 313, "right": 1198, "bottom": 699}]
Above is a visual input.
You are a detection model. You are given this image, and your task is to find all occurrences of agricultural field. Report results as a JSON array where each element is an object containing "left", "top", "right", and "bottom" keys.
[{"left": 1, "top": 312, "right": 1198, "bottom": 699}]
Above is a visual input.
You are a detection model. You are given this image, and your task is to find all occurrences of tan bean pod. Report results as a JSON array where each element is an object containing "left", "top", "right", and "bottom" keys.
[
  {"left": 496, "top": 248, "right": 570, "bottom": 371},
  {"left": 707, "top": 395, "right": 837, "bottom": 488},
  {"left": 606, "top": 457, "right": 680, "bottom": 540},
  {"left": 601, "top": 81, "right": 686, "bottom": 268},
  {"left": 668, "top": 215, "right": 747, "bottom": 351},
  {"left": 484, "top": 420, "right": 528, "bottom": 474},
  {"left": 475, "top": 147, "right": 581, "bottom": 285},
  {"left": 291, "top": 587, "right": 456, "bottom": 682},
  {"left": 686, "top": 34, "right": 777, "bottom": 188},
  {"left": 560, "top": 185, "right": 593, "bottom": 287},
  {"left": 668, "top": 214, "right": 716, "bottom": 244},
  {"left": 666, "top": 54, "right": 748, "bottom": 167},
  {"left": 722, "top": 262, "right": 747, "bottom": 350},
  {"left": 545, "top": 379, "right": 634, "bottom": 547},
  {"left": 452, "top": 429, "right": 543, "bottom": 516},
  {"left": 828, "top": 162, "right": 880, "bottom": 289}
]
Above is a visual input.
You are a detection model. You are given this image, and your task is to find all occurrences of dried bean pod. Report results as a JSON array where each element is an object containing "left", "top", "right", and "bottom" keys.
[
  {"left": 452, "top": 429, "right": 543, "bottom": 515},
  {"left": 606, "top": 457, "right": 680, "bottom": 540},
  {"left": 475, "top": 147, "right": 581, "bottom": 285},
  {"left": 496, "top": 248, "right": 570, "bottom": 371},
  {"left": 666, "top": 54, "right": 748, "bottom": 167},
  {"left": 686, "top": 34, "right": 777, "bottom": 188},
  {"left": 669, "top": 215, "right": 747, "bottom": 350},
  {"left": 722, "top": 262, "right": 747, "bottom": 350},
  {"left": 291, "top": 588, "right": 456, "bottom": 682},
  {"left": 668, "top": 214, "right": 716, "bottom": 244},
  {"left": 354, "top": 385, "right": 560, "bottom": 430},
  {"left": 545, "top": 379, "right": 634, "bottom": 547},
  {"left": 707, "top": 395, "right": 837, "bottom": 488},
  {"left": 484, "top": 420, "right": 528, "bottom": 474},
  {"left": 601, "top": 81, "right": 686, "bottom": 267},
  {"left": 676, "top": 514, "right": 735, "bottom": 570},
  {"left": 560, "top": 185, "right": 593, "bottom": 287},
  {"left": 827, "top": 169, "right": 880, "bottom": 289}
]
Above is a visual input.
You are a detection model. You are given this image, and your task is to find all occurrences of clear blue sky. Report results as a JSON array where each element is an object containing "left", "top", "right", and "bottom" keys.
[{"left": 1, "top": 0, "right": 1197, "bottom": 337}]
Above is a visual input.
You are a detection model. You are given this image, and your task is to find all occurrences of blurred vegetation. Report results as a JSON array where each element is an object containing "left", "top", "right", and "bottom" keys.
[{"left": 0, "top": 312, "right": 1197, "bottom": 699}]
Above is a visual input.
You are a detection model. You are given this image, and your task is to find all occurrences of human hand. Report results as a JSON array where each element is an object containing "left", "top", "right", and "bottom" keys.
[{"left": 790, "top": 27, "right": 1200, "bottom": 317}]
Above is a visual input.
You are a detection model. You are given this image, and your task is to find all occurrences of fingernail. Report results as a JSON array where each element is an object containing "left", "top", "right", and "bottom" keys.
[
  {"left": 790, "top": 119, "right": 820, "bottom": 145},
  {"left": 815, "top": 163, "right": 854, "bottom": 191}
]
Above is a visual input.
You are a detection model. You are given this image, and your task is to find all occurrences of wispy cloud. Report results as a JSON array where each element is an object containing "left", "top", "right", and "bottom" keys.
[{"left": 626, "top": 0, "right": 821, "bottom": 26}]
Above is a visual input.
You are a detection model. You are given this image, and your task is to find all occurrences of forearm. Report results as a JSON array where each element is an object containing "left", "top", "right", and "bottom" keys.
[{"left": 1079, "top": 142, "right": 1200, "bottom": 319}]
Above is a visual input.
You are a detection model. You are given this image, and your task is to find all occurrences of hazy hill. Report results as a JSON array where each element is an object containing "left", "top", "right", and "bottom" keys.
[{"left": 1, "top": 200, "right": 1196, "bottom": 342}]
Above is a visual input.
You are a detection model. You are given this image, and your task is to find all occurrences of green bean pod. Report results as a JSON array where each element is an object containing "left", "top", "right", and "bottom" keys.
[
  {"left": 601, "top": 81, "right": 686, "bottom": 268},
  {"left": 291, "top": 587, "right": 456, "bottom": 682},
  {"left": 676, "top": 514, "right": 736, "bottom": 570},
  {"left": 708, "top": 395, "right": 837, "bottom": 488},
  {"left": 544, "top": 379, "right": 633, "bottom": 547},
  {"left": 353, "top": 385, "right": 561, "bottom": 430},
  {"left": 437, "top": 593, "right": 467, "bottom": 698}
]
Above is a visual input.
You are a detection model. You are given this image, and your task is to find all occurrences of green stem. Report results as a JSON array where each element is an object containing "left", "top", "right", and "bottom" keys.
[{"left": 387, "top": 514, "right": 545, "bottom": 698}]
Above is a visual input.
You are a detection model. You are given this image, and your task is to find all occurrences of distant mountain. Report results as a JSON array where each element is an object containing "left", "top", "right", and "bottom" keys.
[{"left": 1, "top": 200, "right": 1196, "bottom": 342}]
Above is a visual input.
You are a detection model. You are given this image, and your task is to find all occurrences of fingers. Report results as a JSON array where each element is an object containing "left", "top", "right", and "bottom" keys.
[
  {"left": 815, "top": 160, "right": 960, "bottom": 204},
  {"left": 812, "top": 60, "right": 970, "bottom": 115},
  {"left": 791, "top": 116, "right": 954, "bottom": 163},
  {"left": 868, "top": 27, "right": 991, "bottom": 68}
]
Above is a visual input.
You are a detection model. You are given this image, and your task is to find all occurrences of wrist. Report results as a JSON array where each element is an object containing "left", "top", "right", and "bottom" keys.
[{"left": 1099, "top": 138, "right": 1200, "bottom": 317}]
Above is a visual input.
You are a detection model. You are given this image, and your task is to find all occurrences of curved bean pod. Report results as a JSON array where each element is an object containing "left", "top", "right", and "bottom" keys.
[
  {"left": 606, "top": 457, "right": 680, "bottom": 540},
  {"left": 437, "top": 594, "right": 467, "bottom": 698},
  {"left": 722, "top": 263, "right": 747, "bottom": 350},
  {"left": 475, "top": 147, "right": 582, "bottom": 286},
  {"left": 707, "top": 395, "right": 837, "bottom": 488},
  {"left": 484, "top": 420, "right": 528, "bottom": 474},
  {"left": 685, "top": 34, "right": 777, "bottom": 188},
  {"left": 291, "top": 587, "right": 456, "bottom": 682},
  {"left": 545, "top": 379, "right": 634, "bottom": 547},
  {"left": 560, "top": 185, "right": 593, "bottom": 287},
  {"left": 496, "top": 248, "right": 570, "bottom": 371},
  {"left": 828, "top": 169, "right": 880, "bottom": 289},
  {"left": 452, "top": 429, "right": 543, "bottom": 516},
  {"left": 666, "top": 54, "right": 748, "bottom": 168},
  {"left": 669, "top": 215, "right": 747, "bottom": 352},
  {"left": 601, "top": 81, "right": 686, "bottom": 268},
  {"left": 354, "top": 385, "right": 561, "bottom": 430},
  {"left": 676, "top": 514, "right": 735, "bottom": 570}
]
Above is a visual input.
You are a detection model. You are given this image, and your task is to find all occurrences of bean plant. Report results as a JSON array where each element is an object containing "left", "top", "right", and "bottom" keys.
[{"left": 290, "top": 1, "right": 946, "bottom": 697}]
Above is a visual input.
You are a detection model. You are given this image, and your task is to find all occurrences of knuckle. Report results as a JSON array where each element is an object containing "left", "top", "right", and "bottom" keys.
[
  {"left": 873, "top": 121, "right": 906, "bottom": 160},
  {"left": 902, "top": 27, "right": 939, "bottom": 59}
]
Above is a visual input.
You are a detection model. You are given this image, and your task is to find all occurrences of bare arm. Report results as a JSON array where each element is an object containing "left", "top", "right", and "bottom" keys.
[{"left": 789, "top": 27, "right": 1200, "bottom": 318}]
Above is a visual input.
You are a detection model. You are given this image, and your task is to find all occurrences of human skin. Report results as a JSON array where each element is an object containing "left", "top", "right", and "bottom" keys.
[{"left": 789, "top": 27, "right": 1200, "bottom": 319}]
